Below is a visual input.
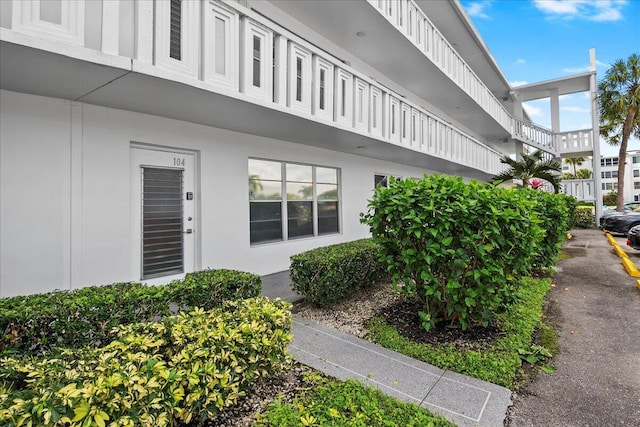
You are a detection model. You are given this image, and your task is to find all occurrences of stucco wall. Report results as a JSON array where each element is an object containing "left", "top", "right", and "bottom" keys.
[{"left": 1, "top": 89, "right": 449, "bottom": 297}]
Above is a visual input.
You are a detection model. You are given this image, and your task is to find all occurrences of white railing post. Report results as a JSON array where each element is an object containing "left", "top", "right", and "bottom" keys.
[{"left": 101, "top": 0, "right": 120, "bottom": 56}]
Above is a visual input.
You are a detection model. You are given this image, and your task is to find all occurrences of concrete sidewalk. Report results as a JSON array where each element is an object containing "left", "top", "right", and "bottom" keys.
[{"left": 262, "top": 272, "right": 512, "bottom": 426}]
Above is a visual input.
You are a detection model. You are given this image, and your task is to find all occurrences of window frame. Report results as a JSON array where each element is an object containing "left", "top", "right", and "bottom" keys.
[{"left": 249, "top": 158, "right": 341, "bottom": 245}]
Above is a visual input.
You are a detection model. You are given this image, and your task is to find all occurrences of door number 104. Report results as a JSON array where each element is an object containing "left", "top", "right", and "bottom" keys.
[{"left": 173, "top": 158, "right": 185, "bottom": 166}]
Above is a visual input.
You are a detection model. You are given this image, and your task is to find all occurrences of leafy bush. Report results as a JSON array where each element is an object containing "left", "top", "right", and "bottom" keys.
[
  {"left": 171, "top": 269, "right": 261, "bottom": 311},
  {"left": 289, "top": 239, "right": 388, "bottom": 307},
  {"left": 562, "top": 194, "right": 578, "bottom": 230},
  {"left": 0, "top": 269, "right": 262, "bottom": 356},
  {"left": 257, "top": 379, "right": 453, "bottom": 426},
  {"left": 361, "top": 174, "right": 544, "bottom": 331},
  {"left": 527, "top": 190, "right": 570, "bottom": 268},
  {"left": 0, "top": 298, "right": 292, "bottom": 427},
  {"left": 366, "top": 277, "right": 551, "bottom": 388},
  {"left": 575, "top": 206, "right": 595, "bottom": 228}
]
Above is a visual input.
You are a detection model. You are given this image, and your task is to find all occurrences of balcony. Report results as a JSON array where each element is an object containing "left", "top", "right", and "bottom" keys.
[
  {"left": 511, "top": 118, "right": 557, "bottom": 155},
  {"left": 558, "top": 129, "right": 594, "bottom": 157},
  {"left": 0, "top": 0, "right": 509, "bottom": 179},
  {"left": 562, "top": 179, "right": 596, "bottom": 202}
]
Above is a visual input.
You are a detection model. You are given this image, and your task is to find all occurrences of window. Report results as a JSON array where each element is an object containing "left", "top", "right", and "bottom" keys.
[
  {"left": 319, "top": 69, "right": 326, "bottom": 110},
  {"left": 634, "top": 170, "right": 640, "bottom": 178},
  {"left": 249, "top": 159, "right": 340, "bottom": 244},
  {"left": 635, "top": 182, "right": 640, "bottom": 190},
  {"left": 634, "top": 156, "right": 640, "bottom": 164},
  {"left": 601, "top": 171, "right": 618, "bottom": 179},
  {"left": 341, "top": 79, "right": 347, "bottom": 117},
  {"left": 601, "top": 157, "right": 619, "bottom": 167},
  {"left": 252, "top": 36, "right": 261, "bottom": 87},
  {"left": 170, "top": 0, "right": 182, "bottom": 60},
  {"left": 602, "top": 182, "right": 618, "bottom": 191},
  {"left": 374, "top": 174, "right": 402, "bottom": 188},
  {"left": 296, "top": 57, "right": 303, "bottom": 102}
]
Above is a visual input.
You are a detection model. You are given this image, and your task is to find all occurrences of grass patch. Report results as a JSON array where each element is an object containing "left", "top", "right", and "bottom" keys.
[
  {"left": 538, "top": 321, "right": 560, "bottom": 356},
  {"left": 256, "top": 377, "right": 453, "bottom": 426},
  {"left": 558, "top": 250, "right": 572, "bottom": 261},
  {"left": 366, "top": 277, "right": 551, "bottom": 388}
]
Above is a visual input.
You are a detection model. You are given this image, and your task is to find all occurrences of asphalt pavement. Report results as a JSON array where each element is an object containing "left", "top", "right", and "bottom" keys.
[{"left": 506, "top": 228, "right": 640, "bottom": 426}]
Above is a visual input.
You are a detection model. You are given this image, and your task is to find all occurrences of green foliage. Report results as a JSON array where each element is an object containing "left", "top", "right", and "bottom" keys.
[
  {"left": 575, "top": 206, "right": 595, "bottom": 228},
  {"left": 575, "top": 168, "right": 592, "bottom": 179},
  {"left": 527, "top": 190, "right": 571, "bottom": 268},
  {"left": 0, "top": 298, "right": 292, "bottom": 427},
  {"left": 361, "top": 174, "right": 544, "bottom": 331},
  {"left": 603, "top": 192, "right": 617, "bottom": 205},
  {"left": 290, "top": 239, "right": 388, "bottom": 307},
  {"left": 257, "top": 379, "right": 453, "bottom": 427},
  {"left": 366, "top": 277, "right": 551, "bottom": 388},
  {"left": 561, "top": 194, "right": 578, "bottom": 230},
  {"left": 0, "top": 269, "right": 261, "bottom": 356},
  {"left": 492, "top": 150, "right": 562, "bottom": 192}
]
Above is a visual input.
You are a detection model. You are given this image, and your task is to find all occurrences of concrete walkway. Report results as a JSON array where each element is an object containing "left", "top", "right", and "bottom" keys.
[{"left": 262, "top": 272, "right": 512, "bottom": 426}]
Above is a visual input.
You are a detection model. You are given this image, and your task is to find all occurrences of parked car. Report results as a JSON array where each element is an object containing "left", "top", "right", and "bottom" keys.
[
  {"left": 600, "top": 211, "right": 640, "bottom": 235},
  {"left": 600, "top": 202, "right": 640, "bottom": 221},
  {"left": 626, "top": 224, "right": 640, "bottom": 250}
]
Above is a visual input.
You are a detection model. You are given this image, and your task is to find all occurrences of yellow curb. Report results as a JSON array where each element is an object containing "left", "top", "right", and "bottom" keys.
[
  {"left": 622, "top": 257, "right": 640, "bottom": 278},
  {"left": 637, "top": 280, "right": 640, "bottom": 290},
  {"left": 606, "top": 234, "right": 617, "bottom": 246},
  {"left": 614, "top": 244, "right": 629, "bottom": 258}
]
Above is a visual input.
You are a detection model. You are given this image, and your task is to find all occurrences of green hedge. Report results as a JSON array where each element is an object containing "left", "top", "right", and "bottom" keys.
[
  {"left": 575, "top": 206, "right": 595, "bottom": 228},
  {"left": 0, "top": 298, "right": 291, "bottom": 427},
  {"left": 562, "top": 194, "right": 578, "bottom": 230},
  {"left": 0, "top": 269, "right": 261, "bottom": 356},
  {"left": 527, "top": 190, "right": 570, "bottom": 268},
  {"left": 361, "top": 174, "right": 545, "bottom": 331},
  {"left": 289, "top": 239, "right": 388, "bottom": 307}
]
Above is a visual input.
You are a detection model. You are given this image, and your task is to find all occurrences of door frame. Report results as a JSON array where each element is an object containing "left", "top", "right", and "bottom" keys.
[{"left": 130, "top": 142, "right": 200, "bottom": 284}]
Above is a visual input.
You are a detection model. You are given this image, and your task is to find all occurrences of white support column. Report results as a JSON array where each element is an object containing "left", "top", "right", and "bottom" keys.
[
  {"left": 273, "top": 34, "right": 288, "bottom": 106},
  {"left": 590, "top": 48, "right": 603, "bottom": 225},
  {"left": 135, "top": 0, "right": 154, "bottom": 63},
  {"left": 101, "top": 0, "right": 120, "bottom": 55}
]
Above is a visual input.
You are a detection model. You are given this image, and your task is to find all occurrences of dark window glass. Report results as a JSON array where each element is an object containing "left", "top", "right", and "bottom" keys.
[
  {"left": 170, "top": 0, "right": 182, "bottom": 60},
  {"left": 341, "top": 79, "right": 346, "bottom": 116},
  {"left": 318, "top": 201, "right": 339, "bottom": 234},
  {"left": 250, "top": 202, "right": 282, "bottom": 243},
  {"left": 319, "top": 69, "right": 326, "bottom": 110},
  {"left": 296, "top": 58, "right": 303, "bottom": 102},
  {"left": 253, "top": 36, "right": 261, "bottom": 87},
  {"left": 288, "top": 201, "right": 313, "bottom": 238}
]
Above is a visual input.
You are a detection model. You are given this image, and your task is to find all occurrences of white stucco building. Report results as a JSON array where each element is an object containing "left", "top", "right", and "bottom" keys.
[{"left": 0, "top": 0, "right": 600, "bottom": 297}]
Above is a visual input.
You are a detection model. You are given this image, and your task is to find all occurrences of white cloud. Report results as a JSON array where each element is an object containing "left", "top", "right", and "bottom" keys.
[
  {"left": 559, "top": 94, "right": 573, "bottom": 100},
  {"left": 516, "top": 58, "right": 526, "bottom": 65},
  {"left": 523, "top": 104, "right": 544, "bottom": 117},
  {"left": 561, "top": 106, "right": 591, "bottom": 113},
  {"left": 511, "top": 80, "right": 529, "bottom": 87},
  {"left": 533, "top": 0, "right": 627, "bottom": 22},
  {"left": 466, "top": 1, "right": 492, "bottom": 19}
]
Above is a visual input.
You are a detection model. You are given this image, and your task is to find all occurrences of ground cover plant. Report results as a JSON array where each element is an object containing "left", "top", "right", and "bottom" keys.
[
  {"left": 256, "top": 375, "right": 453, "bottom": 426},
  {"left": 365, "top": 277, "right": 552, "bottom": 388},
  {"left": 0, "top": 298, "right": 292, "bottom": 427}
]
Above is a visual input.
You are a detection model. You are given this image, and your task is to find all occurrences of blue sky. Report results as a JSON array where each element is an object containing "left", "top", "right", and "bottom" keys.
[{"left": 459, "top": 0, "right": 640, "bottom": 157}]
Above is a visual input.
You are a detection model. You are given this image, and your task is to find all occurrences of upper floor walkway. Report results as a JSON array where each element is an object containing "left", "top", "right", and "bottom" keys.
[{"left": 0, "top": 0, "right": 595, "bottom": 178}]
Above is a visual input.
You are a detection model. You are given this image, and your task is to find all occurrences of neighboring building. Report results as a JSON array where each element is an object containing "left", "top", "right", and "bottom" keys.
[
  {"left": 597, "top": 150, "right": 640, "bottom": 203},
  {"left": 0, "top": 0, "right": 599, "bottom": 297}
]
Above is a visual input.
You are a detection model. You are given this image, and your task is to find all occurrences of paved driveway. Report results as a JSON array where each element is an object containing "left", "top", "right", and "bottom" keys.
[{"left": 507, "top": 228, "right": 640, "bottom": 426}]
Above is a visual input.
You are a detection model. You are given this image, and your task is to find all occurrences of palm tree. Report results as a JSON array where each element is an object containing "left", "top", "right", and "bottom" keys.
[
  {"left": 598, "top": 53, "right": 640, "bottom": 211},
  {"left": 491, "top": 150, "right": 562, "bottom": 193},
  {"left": 564, "top": 157, "right": 586, "bottom": 176}
]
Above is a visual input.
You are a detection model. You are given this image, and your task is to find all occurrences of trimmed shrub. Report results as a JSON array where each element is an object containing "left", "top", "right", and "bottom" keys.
[
  {"left": 575, "top": 206, "right": 595, "bottom": 228},
  {"left": 290, "top": 239, "right": 388, "bottom": 307},
  {"left": 562, "top": 194, "right": 578, "bottom": 230},
  {"left": 527, "top": 190, "right": 570, "bottom": 268},
  {"left": 0, "top": 298, "right": 292, "bottom": 427},
  {"left": 171, "top": 269, "right": 262, "bottom": 311},
  {"left": 0, "top": 269, "right": 261, "bottom": 356},
  {"left": 361, "top": 174, "right": 544, "bottom": 331}
]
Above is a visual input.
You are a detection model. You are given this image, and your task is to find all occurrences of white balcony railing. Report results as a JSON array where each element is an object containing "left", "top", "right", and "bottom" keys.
[
  {"left": 367, "top": 0, "right": 512, "bottom": 133},
  {"left": 4, "top": 0, "right": 511, "bottom": 176},
  {"left": 558, "top": 129, "right": 594, "bottom": 154},
  {"left": 512, "top": 118, "right": 557, "bottom": 154},
  {"left": 562, "top": 179, "right": 596, "bottom": 201}
]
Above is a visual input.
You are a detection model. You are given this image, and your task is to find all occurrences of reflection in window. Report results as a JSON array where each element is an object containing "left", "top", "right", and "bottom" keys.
[{"left": 249, "top": 160, "right": 340, "bottom": 244}]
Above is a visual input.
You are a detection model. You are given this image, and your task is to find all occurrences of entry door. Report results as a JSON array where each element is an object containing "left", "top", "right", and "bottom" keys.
[{"left": 131, "top": 147, "right": 195, "bottom": 280}]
